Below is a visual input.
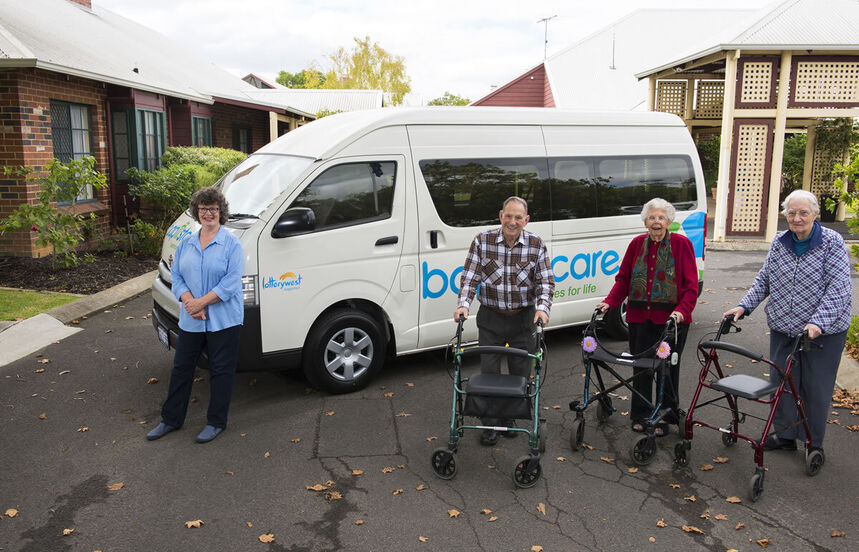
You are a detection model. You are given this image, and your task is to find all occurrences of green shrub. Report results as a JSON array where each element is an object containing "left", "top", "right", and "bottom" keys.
[
  {"left": 847, "top": 315, "right": 859, "bottom": 351},
  {"left": 129, "top": 218, "right": 164, "bottom": 257},
  {"left": 160, "top": 146, "right": 246, "bottom": 175}
]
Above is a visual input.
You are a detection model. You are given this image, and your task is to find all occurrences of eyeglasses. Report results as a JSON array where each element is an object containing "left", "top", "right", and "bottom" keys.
[
  {"left": 646, "top": 215, "right": 668, "bottom": 222},
  {"left": 786, "top": 210, "right": 812, "bottom": 219},
  {"left": 198, "top": 207, "right": 220, "bottom": 214}
]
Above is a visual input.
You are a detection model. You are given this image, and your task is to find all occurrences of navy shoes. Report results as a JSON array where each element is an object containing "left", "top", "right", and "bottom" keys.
[
  {"left": 763, "top": 435, "right": 797, "bottom": 451},
  {"left": 146, "top": 422, "right": 178, "bottom": 441},
  {"left": 195, "top": 425, "right": 224, "bottom": 443}
]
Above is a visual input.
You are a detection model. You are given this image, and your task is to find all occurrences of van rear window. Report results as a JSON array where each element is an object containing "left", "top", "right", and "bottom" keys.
[{"left": 421, "top": 155, "right": 697, "bottom": 227}]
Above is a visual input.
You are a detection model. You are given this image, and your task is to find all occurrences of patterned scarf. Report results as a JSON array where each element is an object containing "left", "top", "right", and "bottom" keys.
[{"left": 629, "top": 233, "right": 677, "bottom": 312}]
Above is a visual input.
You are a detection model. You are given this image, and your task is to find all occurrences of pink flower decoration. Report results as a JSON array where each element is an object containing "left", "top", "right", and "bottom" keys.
[
  {"left": 656, "top": 341, "right": 671, "bottom": 359},
  {"left": 30, "top": 225, "right": 38, "bottom": 232},
  {"left": 582, "top": 336, "right": 597, "bottom": 353}
]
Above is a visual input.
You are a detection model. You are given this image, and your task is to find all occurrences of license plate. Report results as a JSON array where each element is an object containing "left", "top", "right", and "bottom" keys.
[{"left": 157, "top": 325, "right": 169, "bottom": 349}]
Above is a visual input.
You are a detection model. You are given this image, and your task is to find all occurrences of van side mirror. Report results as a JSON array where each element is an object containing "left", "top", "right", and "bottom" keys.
[{"left": 271, "top": 207, "right": 316, "bottom": 238}]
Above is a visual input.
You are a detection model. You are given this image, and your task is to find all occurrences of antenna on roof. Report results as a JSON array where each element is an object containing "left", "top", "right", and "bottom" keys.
[
  {"left": 609, "top": 32, "right": 616, "bottom": 70},
  {"left": 537, "top": 15, "right": 557, "bottom": 61}
]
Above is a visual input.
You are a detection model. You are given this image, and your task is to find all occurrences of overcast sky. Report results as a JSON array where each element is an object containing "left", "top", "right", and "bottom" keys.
[{"left": 96, "top": 0, "right": 776, "bottom": 103}]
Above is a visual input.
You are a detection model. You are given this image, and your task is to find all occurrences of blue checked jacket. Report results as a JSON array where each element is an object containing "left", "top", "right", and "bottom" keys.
[
  {"left": 739, "top": 222, "right": 852, "bottom": 337},
  {"left": 458, "top": 228, "right": 554, "bottom": 315}
]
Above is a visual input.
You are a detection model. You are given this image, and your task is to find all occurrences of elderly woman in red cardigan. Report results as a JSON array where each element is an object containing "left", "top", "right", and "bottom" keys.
[{"left": 596, "top": 197, "right": 698, "bottom": 437}]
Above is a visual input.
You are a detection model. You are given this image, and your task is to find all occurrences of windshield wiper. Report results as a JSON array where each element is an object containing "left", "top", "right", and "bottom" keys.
[{"left": 228, "top": 213, "right": 260, "bottom": 220}]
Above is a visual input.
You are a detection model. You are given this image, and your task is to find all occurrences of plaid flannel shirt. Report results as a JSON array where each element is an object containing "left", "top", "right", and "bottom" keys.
[
  {"left": 457, "top": 228, "right": 554, "bottom": 315},
  {"left": 740, "top": 223, "right": 852, "bottom": 337}
]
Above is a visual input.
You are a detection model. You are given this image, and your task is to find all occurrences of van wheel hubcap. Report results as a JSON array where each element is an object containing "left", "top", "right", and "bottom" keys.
[{"left": 324, "top": 327, "right": 373, "bottom": 382}]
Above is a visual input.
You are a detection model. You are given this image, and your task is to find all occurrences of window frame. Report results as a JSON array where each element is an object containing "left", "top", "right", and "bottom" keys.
[
  {"left": 50, "top": 100, "right": 95, "bottom": 202},
  {"left": 192, "top": 116, "right": 213, "bottom": 147}
]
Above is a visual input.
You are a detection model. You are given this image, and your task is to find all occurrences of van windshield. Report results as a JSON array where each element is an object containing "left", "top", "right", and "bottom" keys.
[{"left": 219, "top": 154, "right": 314, "bottom": 216}]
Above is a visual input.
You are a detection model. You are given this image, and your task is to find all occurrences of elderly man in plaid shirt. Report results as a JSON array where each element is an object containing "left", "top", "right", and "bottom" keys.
[
  {"left": 724, "top": 190, "right": 852, "bottom": 462},
  {"left": 453, "top": 196, "right": 554, "bottom": 446}
]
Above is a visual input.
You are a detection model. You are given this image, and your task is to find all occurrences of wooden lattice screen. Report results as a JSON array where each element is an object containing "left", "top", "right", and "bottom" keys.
[
  {"left": 695, "top": 80, "right": 724, "bottom": 119},
  {"left": 655, "top": 81, "right": 687, "bottom": 117},
  {"left": 728, "top": 120, "right": 772, "bottom": 236},
  {"left": 810, "top": 146, "right": 846, "bottom": 197},
  {"left": 736, "top": 57, "right": 777, "bottom": 108},
  {"left": 794, "top": 59, "right": 859, "bottom": 105}
]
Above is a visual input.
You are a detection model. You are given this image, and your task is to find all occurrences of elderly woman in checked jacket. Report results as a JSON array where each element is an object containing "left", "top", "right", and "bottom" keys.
[{"left": 724, "top": 190, "right": 852, "bottom": 461}]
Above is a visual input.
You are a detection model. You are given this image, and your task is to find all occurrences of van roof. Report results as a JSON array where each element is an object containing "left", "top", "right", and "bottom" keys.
[{"left": 256, "top": 106, "right": 685, "bottom": 160}]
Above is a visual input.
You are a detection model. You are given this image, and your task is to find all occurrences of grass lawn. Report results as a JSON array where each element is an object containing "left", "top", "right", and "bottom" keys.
[{"left": 0, "top": 288, "right": 81, "bottom": 321}]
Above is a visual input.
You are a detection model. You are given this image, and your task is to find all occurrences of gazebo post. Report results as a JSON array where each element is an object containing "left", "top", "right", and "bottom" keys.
[
  {"left": 714, "top": 50, "right": 740, "bottom": 242},
  {"left": 765, "top": 51, "right": 793, "bottom": 242}
]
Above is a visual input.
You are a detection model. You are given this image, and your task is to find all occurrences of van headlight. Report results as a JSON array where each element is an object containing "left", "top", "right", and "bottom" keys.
[{"left": 242, "top": 275, "right": 258, "bottom": 306}]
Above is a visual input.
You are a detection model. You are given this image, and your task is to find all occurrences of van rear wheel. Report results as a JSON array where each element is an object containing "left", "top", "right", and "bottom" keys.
[
  {"left": 603, "top": 299, "right": 628, "bottom": 340},
  {"left": 303, "top": 309, "right": 384, "bottom": 394}
]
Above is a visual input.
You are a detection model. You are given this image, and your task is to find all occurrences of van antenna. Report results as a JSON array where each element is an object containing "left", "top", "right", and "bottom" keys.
[
  {"left": 537, "top": 15, "right": 557, "bottom": 61},
  {"left": 609, "top": 32, "right": 616, "bottom": 70}
]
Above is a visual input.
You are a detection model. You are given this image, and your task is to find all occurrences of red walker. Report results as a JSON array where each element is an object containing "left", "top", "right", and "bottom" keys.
[{"left": 673, "top": 314, "right": 824, "bottom": 501}]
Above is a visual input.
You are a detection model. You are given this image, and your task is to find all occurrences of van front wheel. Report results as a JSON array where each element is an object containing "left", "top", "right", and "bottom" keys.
[{"left": 303, "top": 310, "right": 384, "bottom": 394}]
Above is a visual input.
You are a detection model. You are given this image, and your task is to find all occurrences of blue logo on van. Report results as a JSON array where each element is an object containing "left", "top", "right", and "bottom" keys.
[
  {"left": 422, "top": 249, "right": 622, "bottom": 299},
  {"left": 166, "top": 222, "right": 193, "bottom": 243},
  {"left": 262, "top": 272, "right": 303, "bottom": 291}
]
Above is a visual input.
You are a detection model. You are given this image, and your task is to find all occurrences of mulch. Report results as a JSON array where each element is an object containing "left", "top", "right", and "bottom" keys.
[{"left": 0, "top": 252, "right": 159, "bottom": 295}]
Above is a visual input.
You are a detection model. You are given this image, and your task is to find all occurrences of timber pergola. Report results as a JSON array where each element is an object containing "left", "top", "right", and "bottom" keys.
[{"left": 636, "top": 0, "right": 859, "bottom": 242}]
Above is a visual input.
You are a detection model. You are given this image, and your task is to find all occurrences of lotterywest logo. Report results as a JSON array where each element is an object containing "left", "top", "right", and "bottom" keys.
[
  {"left": 166, "top": 222, "right": 193, "bottom": 243},
  {"left": 262, "top": 272, "right": 302, "bottom": 291}
]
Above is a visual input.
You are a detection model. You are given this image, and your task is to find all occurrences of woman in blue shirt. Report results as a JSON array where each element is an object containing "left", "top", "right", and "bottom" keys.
[{"left": 147, "top": 187, "right": 244, "bottom": 444}]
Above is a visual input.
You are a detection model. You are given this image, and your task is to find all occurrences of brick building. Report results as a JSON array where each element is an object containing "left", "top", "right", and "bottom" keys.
[{"left": 0, "top": 0, "right": 314, "bottom": 257}]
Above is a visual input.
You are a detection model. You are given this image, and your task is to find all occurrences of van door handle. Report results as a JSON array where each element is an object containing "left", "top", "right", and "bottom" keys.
[
  {"left": 375, "top": 236, "right": 398, "bottom": 246},
  {"left": 430, "top": 230, "right": 438, "bottom": 249}
]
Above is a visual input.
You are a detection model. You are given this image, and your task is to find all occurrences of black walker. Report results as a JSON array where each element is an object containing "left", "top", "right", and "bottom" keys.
[
  {"left": 673, "top": 314, "right": 824, "bottom": 501},
  {"left": 569, "top": 309, "right": 683, "bottom": 466},
  {"left": 430, "top": 316, "right": 547, "bottom": 488}
]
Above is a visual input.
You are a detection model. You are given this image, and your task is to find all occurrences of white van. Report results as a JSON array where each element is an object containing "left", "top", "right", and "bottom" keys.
[{"left": 151, "top": 107, "right": 707, "bottom": 393}]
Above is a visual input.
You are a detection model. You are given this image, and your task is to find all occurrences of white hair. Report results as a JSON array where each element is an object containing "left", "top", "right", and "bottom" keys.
[
  {"left": 781, "top": 189, "right": 820, "bottom": 216},
  {"left": 641, "top": 198, "right": 676, "bottom": 223}
]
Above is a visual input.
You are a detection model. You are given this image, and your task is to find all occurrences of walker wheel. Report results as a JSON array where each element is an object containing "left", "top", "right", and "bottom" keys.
[
  {"left": 430, "top": 448, "right": 457, "bottom": 480},
  {"left": 538, "top": 422, "right": 547, "bottom": 453},
  {"left": 805, "top": 449, "right": 825, "bottom": 476},
  {"left": 673, "top": 441, "right": 689, "bottom": 467},
  {"left": 721, "top": 431, "right": 736, "bottom": 447},
  {"left": 570, "top": 417, "right": 585, "bottom": 451},
  {"left": 512, "top": 455, "right": 542, "bottom": 488},
  {"left": 596, "top": 397, "right": 613, "bottom": 423},
  {"left": 749, "top": 470, "right": 765, "bottom": 502},
  {"left": 630, "top": 435, "right": 657, "bottom": 466}
]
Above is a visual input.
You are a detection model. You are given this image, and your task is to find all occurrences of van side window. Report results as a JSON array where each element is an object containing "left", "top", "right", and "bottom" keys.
[
  {"left": 549, "top": 158, "right": 597, "bottom": 220},
  {"left": 291, "top": 161, "right": 396, "bottom": 231},
  {"left": 595, "top": 156, "right": 696, "bottom": 217},
  {"left": 420, "top": 158, "right": 550, "bottom": 227}
]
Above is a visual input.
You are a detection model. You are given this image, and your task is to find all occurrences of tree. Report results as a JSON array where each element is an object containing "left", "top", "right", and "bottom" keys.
[
  {"left": 427, "top": 92, "right": 470, "bottom": 106},
  {"left": 276, "top": 67, "right": 326, "bottom": 89},
  {"left": 322, "top": 36, "right": 411, "bottom": 105}
]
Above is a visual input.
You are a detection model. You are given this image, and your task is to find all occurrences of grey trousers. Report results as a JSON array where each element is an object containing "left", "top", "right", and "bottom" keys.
[
  {"left": 768, "top": 329, "right": 847, "bottom": 449},
  {"left": 476, "top": 305, "right": 537, "bottom": 426}
]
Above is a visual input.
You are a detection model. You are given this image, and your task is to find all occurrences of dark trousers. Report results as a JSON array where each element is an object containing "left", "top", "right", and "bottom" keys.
[
  {"left": 161, "top": 326, "right": 241, "bottom": 429},
  {"left": 628, "top": 320, "right": 689, "bottom": 422},
  {"left": 476, "top": 305, "right": 536, "bottom": 425},
  {"left": 769, "top": 330, "right": 846, "bottom": 448}
]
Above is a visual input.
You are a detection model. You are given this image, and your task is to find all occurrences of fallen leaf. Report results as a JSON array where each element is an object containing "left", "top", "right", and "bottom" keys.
[
  {"left": 264, "top": 452, "right": 270, "bottom": 458},
  {"left": 77, "top": 427, "right": 89, "bottom": 432},
  {"left": 5, "top": 508, "right": 18, "bottom": 518},
  {"left": 62, "top": 528, "right": 74, "bottom": 535},
  {"left": 682, "top": 525, "right": 704, "bottom": 534},
  {"left": 481, "top": 508, "right": 493, "bottom": 515},
  {"left": 583, "top": 444, "right": 594, "bottom": 450},
  {"left": 184, "top": 520, "right": 203, "bottom": 528},
  {"left": 397, "top": 464, "right": 406, "bottom": 469},
  {"left": 352, "top": 469, "right": 363, "bottom": 476},
  {"left": 355, "top": 520, "right": 364, "bottom": 525},
  {"left": 59, "top": 370, "right": 70, "bottom": 375},
  {"left": 34, "top": 368, "right": 45, "bottom": 373},
  {"left": 38, "top": 413, "right": 46, "bottom": 420},
  {"left": 699, "top": 464, "right": 714, "bottom": 471},
  {"left": 406, "top": 382, "right": 414, "bottom": 387},
  {"left": 531, "top": 546, "right": 543, "bottom": 552},
  {"left": 656, "top": 519, "right": 667, "bottom": 528},
  {"left": 392, "top": 489, "right": 403, "bottom": 495},
  {"left": 684, "top": 495, "right": 696, "bottom": 502},
  {"left": 649, "top": 537, "right": 656, "bottom": 543},
  {"left": 395, "top": 412, "right": 412, "bottom": 417},
  {"left": 306, "top": 484, "right": 327, "bottom": 492},
  {"left": 537, "top": 503, "right": 547, "bottom": 516},
  {"left": 224, "top": 470, "right": 234, "bottom": 476},
  {"left": 146, "top": 378, "right": 158, "bottom": 384},
  {"left": 555, "top": 456, "right": 566, "bottom": 462},
  {"left": 627, "top": 467, "right": 639, "bottom": 474},
  {"left": 714, "top": 456, "right": 729, "bottom": 463},
  {"left": 248, "top": 379, "right": 257, "bottom": 386},
  {"left": 831, "top": 530, "right": 845, "bottom": 537},
  {"left": 125, "top": 316, "right": 134, "bottom": 320},
  {"left": 416, "top": 484, "right": 426, "bottom": 491},
  {"left": 488, "top": 516, "right": 498, "bottom": 522},
  {"left": 756, "top": 538, "right": 771, "bottom": 548},
  {"left": 325, "top": 411, "right": 335, "bottom": 416},
  {"left": 38, "top": 358, "right": 50, "bottom": 364},
  {"left": 448, "top": 509, "right": 460, "bottom": 518},
  {"left": 325, "top": 491, "right": 343, "bottom": 501},
  {"left": 669, "top": 484, "right": 681, "bottom": 489},
  {"left": 600, "top": 456, "right": 614, "bottom": 464},
  {"left": 418, "top": 536, "right": 428, "bottom": 542},
  {"left": 381, "top": 467, "right": 395, "bottom": 473},
  {"left": 246, "top": 522, "right": 253, "bottom": 527},
  {"left": 384, "top": 392, "right": 394, "bottom": 397},
  {"left": 291, "top": 438, "right": 301, "bottom": 443},
  {"left": 259, "top": 533, "right": 274, "bottom": 543},
  {"left": 726, "top": 496, "right": 742, "bottom": 504},
  {"left": 107, "top": 482, "right": 124, "bottom": 491},
  {"left": 425, "top": 436, "right": 438, "bottom": 441},
  {"left": 104, "top": 329, "right": 112, "bottom": 334},
  {"left": 735, "top": 522, "right": 745, "bottom": 530},
  {"left": 715, "top": 514, "right": 728, "bottom": 521},
  {"left": 552, "top": 405, "right": 561, "bottom": 409}
]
